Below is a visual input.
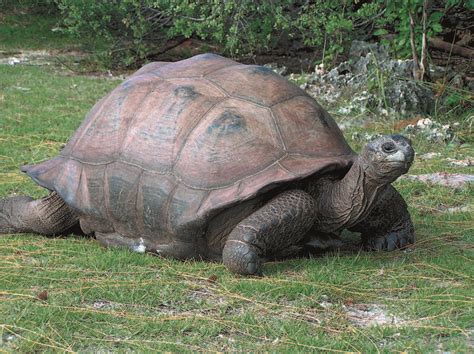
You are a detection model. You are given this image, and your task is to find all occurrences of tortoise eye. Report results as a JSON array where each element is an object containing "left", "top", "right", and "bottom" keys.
[{"left": 382, "top": 142, "right": 396, "bottom": 153}]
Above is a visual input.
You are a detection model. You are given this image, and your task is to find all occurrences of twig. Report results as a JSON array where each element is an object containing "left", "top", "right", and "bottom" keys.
[
  {"left": 54, "top": 56, "right": 81, "bottom": 73},
  {"left": 353, "top": 9, "right": 386, "bottom": 28},
  {"left": 419, "top": 0, "right": 430, "bottom": 81},
  {"left": 428, "top": 37, "right": 474, "bottom": 58},
  {"left": 408, "top": 11, "right": 421, "bottom": 80},
  {"left": 146, "top": 36, "right": 187, "bottom": 58}
]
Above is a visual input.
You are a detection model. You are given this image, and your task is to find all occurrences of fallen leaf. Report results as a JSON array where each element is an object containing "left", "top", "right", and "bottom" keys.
[
  {"left": 393, "top": 117, "right": 422, "bottom": 131},
  {"left": 36, "top": 290, "right": 48, "bottom": 301},
  {"left": 344, "top": 297, "right": 354, "bottom": 306},
  {"left": 207, "top": 274, "right": 218, "bottom": 283}
]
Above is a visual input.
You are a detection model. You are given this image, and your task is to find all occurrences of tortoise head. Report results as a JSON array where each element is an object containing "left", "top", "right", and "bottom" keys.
[{"left": 360, "top": 135, "right": 414, "bottom": 183}]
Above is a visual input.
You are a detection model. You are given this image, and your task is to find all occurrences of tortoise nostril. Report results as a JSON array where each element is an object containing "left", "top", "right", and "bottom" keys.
[{"left": 382, "top": 142, "right": 396, "bottom": 153}]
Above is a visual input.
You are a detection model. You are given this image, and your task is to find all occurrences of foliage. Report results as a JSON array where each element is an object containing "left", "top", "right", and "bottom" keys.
[
  {"left": 11, "top": 0, "right": 463, "bottom": 68},
  {"left": 294, "top": 1, "right": 380, "bottom": 64},
  {"left": 53, "top": 0, "right": 294, "bottom": 66},
  {"left": 375, "top": 0, "right": 437, "bottom": 57}
]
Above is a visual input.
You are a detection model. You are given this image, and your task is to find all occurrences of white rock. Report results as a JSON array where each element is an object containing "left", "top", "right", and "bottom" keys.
[
  {"left": 446, "top": 158, "right": 473, "bottom": 167},
  {"left": 133, "top": 238, "right": 146, "bottom": 253},
  {"left": 402, "top": 173, "right": 474, "bottom": 189},
  {"left": 8, "top": 57, "right": 21, "bottom": 65},
  {"left": 419, "top": 152, "right": 441, "bottom": 160},
  {"left": 416, "top": 118, "right": 433, "bottom": 129}
]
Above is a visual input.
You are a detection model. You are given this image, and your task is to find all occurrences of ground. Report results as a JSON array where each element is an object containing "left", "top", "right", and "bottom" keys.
[{"left": 0, "top": 10, "right": 473, "bottom": 352}]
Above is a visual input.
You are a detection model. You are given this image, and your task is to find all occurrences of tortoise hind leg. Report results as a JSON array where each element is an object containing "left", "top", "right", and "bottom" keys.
[
  {"left": 0, "top": 192, "right": 79, "bottom": 235},
  {"left": 222, "top": 190, "right": 317, "bottom": 275}
]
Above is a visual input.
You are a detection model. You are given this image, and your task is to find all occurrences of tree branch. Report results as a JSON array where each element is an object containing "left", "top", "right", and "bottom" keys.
[
  {"left": 428, "top": 37, "right": 474, "bottom": 58},
  {"left": 419, "top": 0, "right": 430, "bottom": 81},
  {"left": 408, "top": 11, "right": 421, "bottom": 80}
]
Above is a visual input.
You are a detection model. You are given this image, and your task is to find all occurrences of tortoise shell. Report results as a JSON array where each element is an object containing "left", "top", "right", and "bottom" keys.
[{"left": 23, "top": 54, "right": 354, "bottom": 239}]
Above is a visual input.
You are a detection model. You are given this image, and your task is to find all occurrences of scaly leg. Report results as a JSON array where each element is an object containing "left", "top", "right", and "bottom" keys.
[
  {"left": 222, "top": 190, "right": 317, "bottom": 275},
  {"left": 0, "top": 192, "right": 79, "bottom": 235},
  {"left": 349, "top": 185, "right": 415, "bottom": 251}
]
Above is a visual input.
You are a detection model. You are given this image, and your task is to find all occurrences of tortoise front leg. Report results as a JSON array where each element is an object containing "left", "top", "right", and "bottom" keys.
[
  {"left": 222, "top": 190, "right": 317, "bottom": 275},
  {"left": 349, "top": 185, "right": 415, "bottom": 251}
]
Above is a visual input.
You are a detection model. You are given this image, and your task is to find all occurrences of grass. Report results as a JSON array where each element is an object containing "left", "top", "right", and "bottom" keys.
[
  {"left": 0, "top": 9, "right": 109, "bottom": 74},
  {"left": 1, "top": 50, "right": 473, "bottom": 352},
  {"left": 0, "top": 12, "right": 72, "bottom": 52},
  {"left": 1, "top": 63, "right": 473, "bottom": 353},
  {"left": 0, "top": 10, "right": 103, "bottom": 53}
]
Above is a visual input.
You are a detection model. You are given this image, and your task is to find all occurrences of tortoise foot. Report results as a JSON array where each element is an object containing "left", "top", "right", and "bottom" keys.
[
  {"left": 222, "top": 240, "right": 263, "bottom": 276},
  {"left": 363, "top": 225, "right": 415, "bottom": 251}
]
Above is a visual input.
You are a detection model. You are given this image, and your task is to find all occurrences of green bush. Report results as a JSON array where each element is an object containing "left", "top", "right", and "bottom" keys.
[
  {"left": 54, "top": 0, "right": 295, "bottom": 66},
  {"left": 49, "top": 0, "right": 472, "bottom": 68}
]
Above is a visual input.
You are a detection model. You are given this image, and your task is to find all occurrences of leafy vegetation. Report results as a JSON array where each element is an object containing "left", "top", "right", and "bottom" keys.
[{"left": 6, "top": 0, "right": 470, "bottom": 68}]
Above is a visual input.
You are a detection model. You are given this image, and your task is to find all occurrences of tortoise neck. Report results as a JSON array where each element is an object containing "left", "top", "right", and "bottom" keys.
[{"left": 311, "top": 158, "right": 388, "bottom": 233}]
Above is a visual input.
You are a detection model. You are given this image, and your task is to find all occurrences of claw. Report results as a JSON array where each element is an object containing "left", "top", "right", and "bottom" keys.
[
  {"left": 223, "top": 240, "right": 262, "bottom": 275},
  {"left": 375, "top": 237, "right": 385, "bottom": 250},
  {"left": 386, "top": 233, "right": 399, "bottom": 251},
  {"left": 364, "top": 230, "right": 414, "bottom": 252},
  {"left": 398, "top": 236, "right": 408, "bottom": 248}
]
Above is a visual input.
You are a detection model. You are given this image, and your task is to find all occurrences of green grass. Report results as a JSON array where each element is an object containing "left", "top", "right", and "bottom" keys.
[
  {"left": 0, "top": 12, "right": 75, "bottom": 52},
  {"left": 0, "top": 10, "right": 108, "bottom": 73},
  {"left": 1, "top": 65, "right": 473, "bottom": 351}
]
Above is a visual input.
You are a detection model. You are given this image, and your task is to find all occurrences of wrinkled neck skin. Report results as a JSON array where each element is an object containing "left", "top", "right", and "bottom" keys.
[{"left": 306, "top": 157, "right": 394, "bottom": 233}]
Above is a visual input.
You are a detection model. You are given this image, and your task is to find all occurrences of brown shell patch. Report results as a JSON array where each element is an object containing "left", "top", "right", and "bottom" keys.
[
  {"left": 119, "top": 79, "right": 225, "bottom": 171},
  {"left": 75, "top": 163, "right": 107, "bottom": 219},
  {"left": 174, "top": 98, "right": 285, "bottom": 189},
  {"left": 206, "top": 64, "right": 305, "bottom": 107},
  {"left": 152, "top": 53, "right": 238, "bottom": 78},
  {"left": 136, "top": 172, "right": 176, "bottom": 238},
  {"left": 272, "top": 95, "right": 352, "bottom": 157},
  {"left": 64, "top": 75, "right": 165, "bottom": 162},
  {"left": 280, "top": 155, "right": 354, "bottom": 179},
  {"left": 104, "top": 162, "right": 143, "bottom": 236},
  {"left": 169, "top": 184, "right": 208, "bottom": 234}
]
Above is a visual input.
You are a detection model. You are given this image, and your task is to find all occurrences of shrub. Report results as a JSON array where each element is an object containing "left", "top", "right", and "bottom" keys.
[{"left": 50, "top": 0, "right": 472, "bottom": 68}]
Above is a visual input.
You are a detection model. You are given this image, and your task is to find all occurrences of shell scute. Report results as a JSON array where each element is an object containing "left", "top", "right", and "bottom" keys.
[
  {"left": 206, "top": 64, "right": 305, "bottom": 106},
  {"left": 174, "top": 98, "right": 285, "bottom": 189}
]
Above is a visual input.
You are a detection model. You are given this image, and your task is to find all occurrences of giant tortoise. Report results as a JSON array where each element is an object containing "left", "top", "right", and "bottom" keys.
[{"left": 0, "top": 54, "right": 415, "bottom": 275}]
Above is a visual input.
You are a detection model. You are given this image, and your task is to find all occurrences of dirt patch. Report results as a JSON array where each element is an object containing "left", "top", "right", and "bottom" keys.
[
  {"left": 401, "top": 173, "right": 474, "bottom": 189},
  {"left": 187, "top": 287, "right": 228, "bottom": 307},
  {"left": 343, "top": 303, "right": 405, "bottom": 327},
  {"left": 446, "top": 158, "right": 473, "bottom": 167},
  {"left": 89, "top": 300, "right": 117, "bottom": 310},
  {"left": 0, "top": 49, "right": 87, "bottom": 67}
]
